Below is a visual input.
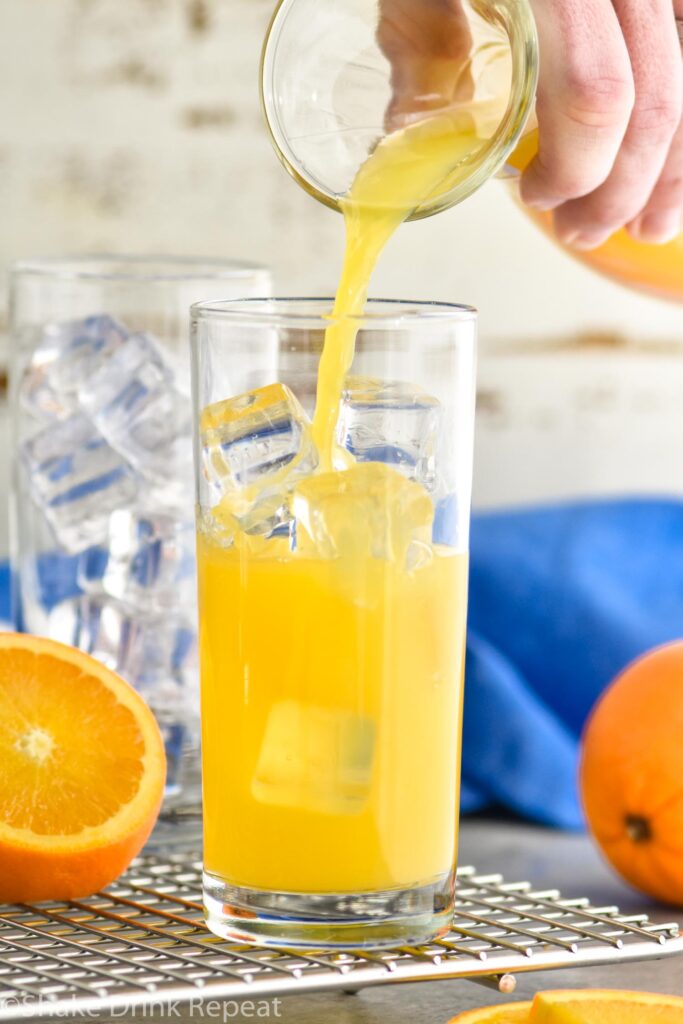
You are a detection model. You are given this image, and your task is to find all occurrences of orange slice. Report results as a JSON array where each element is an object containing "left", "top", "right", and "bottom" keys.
[
  {"left": 448, "top": 991, "right": 683, "bottom": 1024},
  {"left": 0, "top": 633, "right": 166, "bottom": 902},
  {"left": 529, "top": 990, "right": 683, "bottom": 1023},
  {"left": 447, "top": 1004, "right": 531, "bottom": 1023}
]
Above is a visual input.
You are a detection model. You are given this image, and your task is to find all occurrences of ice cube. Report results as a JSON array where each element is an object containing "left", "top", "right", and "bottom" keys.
[
  {"left": 47, "top": 594, "right": 196, "bottom": 679},
  {"left": 337, "top": 377, "right": 441, "bottom": 492},
  {"left": 293, "top": 463, "right": 434, "bottom": 563},
  {"left": 47, "top": 595, "right": 198, "bottom": 794},
  {"left": 47, "top": 594, "right": 117, "bottom": 661},
  {"left": 201, "top": 383, "right": 318, "bottom": 538},
  {"left": 78, "top": 332, "right": 193, "bottom": 494},
  {"left": 123, "top": 614, "right": 198, "bottom": 692},
  {"left": 253, "top": 700, "right": 375, "bottom": 815},
  {"left": 20, "top": 315, "right": 128, "bottom": 420},
  {"left": 138, "top": 677, "right": 196, "bottom": 798},
  {"left": 21, "top": 413, "right": 138, "bottom": 553},
  {"left": 77, "top": 508, "right": 196, "bottom": 613}
]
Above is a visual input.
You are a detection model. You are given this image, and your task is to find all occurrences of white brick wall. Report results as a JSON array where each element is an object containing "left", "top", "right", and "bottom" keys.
[{"left": 475, "top": 336, "right": 683, "bottom": 508}]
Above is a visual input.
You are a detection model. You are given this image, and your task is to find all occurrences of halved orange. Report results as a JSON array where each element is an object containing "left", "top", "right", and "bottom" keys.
[
  {"left": 529, "top": 990, "right": 683, "bottom": 1023},
  {"left": 447, "top": 1004, "right": 531, "bottom": 1023},
  {"left": 0, "top": 633, "right": 166, "bottom": 902},
  {"left": 447, "top": 991, "right": 683, "bottom": 1024}
]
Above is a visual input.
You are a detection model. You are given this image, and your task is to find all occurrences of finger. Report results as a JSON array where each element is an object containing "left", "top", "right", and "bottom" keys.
[
  {"left": 520, "top": 0, "right": 635, "bottom": 212},
  {"left": 629, "top": 113, "right": 683, "bottom": 243},
  {"left": 553, "top": 0, "right": 682, "bottom": 249},
  {"left": 377, "top": 0, "right": 473, "bottom": 128},
  {"left": 629, "top": 12, "right": 683, "bottom": 243}
]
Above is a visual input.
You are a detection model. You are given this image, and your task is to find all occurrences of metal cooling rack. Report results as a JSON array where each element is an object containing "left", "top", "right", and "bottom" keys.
[{"left": 0, "top": 847, "right": 681, "bottom": 1020}]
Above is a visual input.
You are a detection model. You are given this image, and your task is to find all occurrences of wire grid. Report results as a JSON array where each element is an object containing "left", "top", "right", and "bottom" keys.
[{"left": 0, "top": 852, "right": 681, "bottom": 1020}]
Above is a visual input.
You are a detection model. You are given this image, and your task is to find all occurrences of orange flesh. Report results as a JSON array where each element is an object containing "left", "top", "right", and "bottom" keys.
[
  {"left": 448, "top": 992, "right": 683, "bottom": 1024},
  {"left": 447, "top": 1007, "right": 531, "bottom": 1023},
  {"left": 0, "top": 649, "right": 144, "bottom": 835},
  {"left": 530, "top": 990, "right": 683, "bottom": 1023}
]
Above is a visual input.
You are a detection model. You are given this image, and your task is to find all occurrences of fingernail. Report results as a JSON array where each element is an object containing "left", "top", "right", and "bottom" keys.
[{"left": 631, "top": 211, "right": 681, "bottom": 244}]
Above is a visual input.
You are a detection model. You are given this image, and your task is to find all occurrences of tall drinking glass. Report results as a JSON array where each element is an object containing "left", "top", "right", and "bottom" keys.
[
  {"left": 191, "top": 298, "right": 476, "bottom": 948},
  {"left": 10, "top": 256, "right": 271, "bottom": 805}
]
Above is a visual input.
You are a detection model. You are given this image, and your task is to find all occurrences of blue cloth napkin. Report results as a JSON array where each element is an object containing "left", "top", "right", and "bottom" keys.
[
  {"left": 462, "top": 497, "right": 683, "bottom": 829},
  {"left": 0, "top": 562, "right": 11, "bottom": 626},
  {"left": 5, "top": 497, "right": 682, "bottom": 831}
]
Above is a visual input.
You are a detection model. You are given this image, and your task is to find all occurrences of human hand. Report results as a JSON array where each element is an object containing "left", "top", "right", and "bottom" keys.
[
  {"left": 377, "top": 0, "right": 683, "bottom": 248},
  {"left": 522, "top": 0, "right": 683, "bottom": 248}
]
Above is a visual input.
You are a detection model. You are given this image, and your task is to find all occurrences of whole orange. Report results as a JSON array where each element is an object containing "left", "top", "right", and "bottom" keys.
[{"left": 580, "top": 641, "right": 683, "bottom": 906}]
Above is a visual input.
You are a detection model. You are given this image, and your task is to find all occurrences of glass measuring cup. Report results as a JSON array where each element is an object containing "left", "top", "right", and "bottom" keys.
[{"left": 261, "top": 0, "right": 538, "bottom": 220}]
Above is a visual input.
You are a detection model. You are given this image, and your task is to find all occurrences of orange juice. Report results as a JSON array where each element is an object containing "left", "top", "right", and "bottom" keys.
[
  {"left": 197, "top": 111, "right": 479, "bottom": 908},
  {"left": 527, "top": 210, "right": 683, "bottom": 302},
  {"left": 199, "top": 534, "right": 467, "bottom": 892},
  {"left": 312, "top": 109, "right": 487, "bottom": 467}
]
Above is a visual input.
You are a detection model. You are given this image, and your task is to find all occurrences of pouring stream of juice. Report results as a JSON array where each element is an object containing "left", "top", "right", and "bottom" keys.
[
  {"left": 315, "top": 101, "right": 683, "bottom": 471},
  {"left": 312, "top": 110, "right": 485, "bottom": 467},
  {"left": 313, "top": 119, "right": 683, "bottom": 393}
]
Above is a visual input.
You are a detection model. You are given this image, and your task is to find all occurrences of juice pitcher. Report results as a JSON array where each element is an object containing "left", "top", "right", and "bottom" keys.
[{"left": 262, "top": 0, "right": 683, "bottom": 302}]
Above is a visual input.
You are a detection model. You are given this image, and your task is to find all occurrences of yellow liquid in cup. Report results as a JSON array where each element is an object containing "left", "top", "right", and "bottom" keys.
[
  {"left": 199, "top": 111, "right": 482, "bottom": 894},
  {"left": 199, "top": 535, "right": 468, "bottom": 892}
]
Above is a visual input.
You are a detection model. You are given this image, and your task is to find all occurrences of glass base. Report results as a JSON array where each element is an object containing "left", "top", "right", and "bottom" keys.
[{"left": 203, "top": 870, "right": 454, "bottom": 949}]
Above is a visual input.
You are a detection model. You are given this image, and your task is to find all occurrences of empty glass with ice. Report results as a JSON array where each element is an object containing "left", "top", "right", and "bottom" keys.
[{"left": 10, "top": 257, "right": 270, "bottom": 803}]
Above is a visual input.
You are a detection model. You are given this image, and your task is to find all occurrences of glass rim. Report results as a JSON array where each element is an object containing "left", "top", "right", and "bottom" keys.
[
  {"left": 11, "top": 254, "right": 270, "bottom": 284},
  {"left": 191, "top": 296, "right": 478, "bottom": 329}
]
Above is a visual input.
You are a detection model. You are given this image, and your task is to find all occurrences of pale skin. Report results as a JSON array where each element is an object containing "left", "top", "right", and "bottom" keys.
[{"left": 378, "top": 0, "right": 683, "bottom": 249}]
